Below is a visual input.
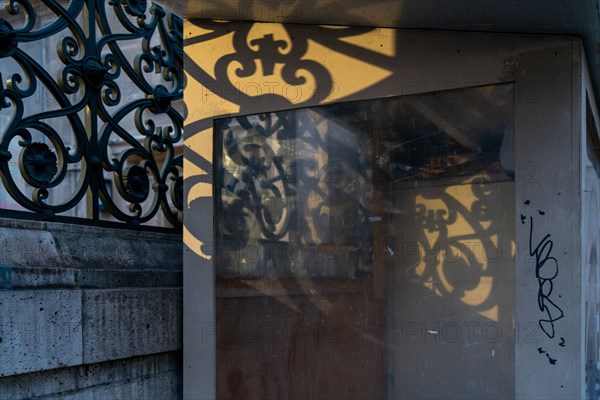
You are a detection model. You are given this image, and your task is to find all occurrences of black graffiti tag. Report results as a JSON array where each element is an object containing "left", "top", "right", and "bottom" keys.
[{"left": 528, "top": 215, "right": 564, "bottom": 339}]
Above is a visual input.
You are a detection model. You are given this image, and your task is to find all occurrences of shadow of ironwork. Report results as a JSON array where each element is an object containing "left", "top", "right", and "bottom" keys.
[
  {"left": 183, "top": 19, "right": 517, "bottom": 400},
  {"left": 210, "top": 86, "right": 515, "bottom": 398}
]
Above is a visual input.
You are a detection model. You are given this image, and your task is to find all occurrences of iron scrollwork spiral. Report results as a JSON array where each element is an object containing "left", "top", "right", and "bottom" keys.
[{"left": 0, "top": 0, "right": 183, "bottom": 229}]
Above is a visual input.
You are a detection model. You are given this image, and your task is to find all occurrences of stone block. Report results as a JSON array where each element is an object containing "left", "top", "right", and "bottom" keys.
[
  {"left": 0, "top": 290, "right": 82, "bottom": 377},
  {"left": 0, "top": 227, "right": 60, "bottom": 268},
  {"left": 82, "top": 288, "right": 182, "bottom": 364},
  {"left": 0, "top": 219, "right": 182, "bottom": 271},
  {"left": 0, "top": 352, "right": 182, "bottom": 400}
]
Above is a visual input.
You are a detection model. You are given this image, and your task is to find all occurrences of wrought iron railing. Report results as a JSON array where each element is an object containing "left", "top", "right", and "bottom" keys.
[{"left": 0, "top": 0, "right": 183, "bottom": 230}]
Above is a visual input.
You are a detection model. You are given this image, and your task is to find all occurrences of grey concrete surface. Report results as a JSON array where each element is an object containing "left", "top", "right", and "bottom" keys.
[
  {"left": 0, "top": 352, "right": 181, "bottom": 400},
  {"left": 0, "top": 289, "right": 83, "bottom": 377},
  {"left": 3, "top": 266, "right": 181, "bottom": 289},
  {"left": 82, "top": 288, "right": 182, "bottom": 364},
  {"left": 0, "top": 220, "right": 183, "bottom": 399},
  {"left": 0, "top": 218, "right": 182, "bottom": 270}
]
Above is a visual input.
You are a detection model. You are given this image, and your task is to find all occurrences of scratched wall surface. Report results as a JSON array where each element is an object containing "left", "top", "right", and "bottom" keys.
[{"left": 183, "top": 20, "right": 583, "bottom": 399}]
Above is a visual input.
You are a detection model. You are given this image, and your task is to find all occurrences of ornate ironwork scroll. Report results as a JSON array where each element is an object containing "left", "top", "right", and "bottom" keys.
[{"left": 0, "top": 0, "right": 183, "bottom": 229}]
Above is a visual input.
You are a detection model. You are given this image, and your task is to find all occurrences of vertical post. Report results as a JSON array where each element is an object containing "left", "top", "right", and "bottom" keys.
[
  {"left": 514, "top": 39, "right": 582, "bottom": 399},
  {"left": 84, "top": 0, "right": 99, "bottom": 221}
]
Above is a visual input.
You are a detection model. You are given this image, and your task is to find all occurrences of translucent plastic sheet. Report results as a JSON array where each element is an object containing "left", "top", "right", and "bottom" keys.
[{"left": 215, "top": 83, "right": 515, "bottom": 399}]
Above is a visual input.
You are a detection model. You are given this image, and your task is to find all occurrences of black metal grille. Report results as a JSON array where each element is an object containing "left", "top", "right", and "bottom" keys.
[{"left": 0, "top": 0, "right": 183, "bottom": 230}]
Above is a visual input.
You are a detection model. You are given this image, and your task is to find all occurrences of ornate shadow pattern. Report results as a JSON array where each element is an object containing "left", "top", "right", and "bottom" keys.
[
  {"left": 212, "top": 84, "right": 517, "bottom": 399},
  {"left": 215, "top": 84, "right": 515, "bottom": 286},
  {"left": 183, "top": 22, "right": 391, "bottom": 141},
  {"left": 183, "top": 21, "right": 519, "bottom": 398},
  {"left": 183, "top": 21, "right": 397, "bottom": 259},
  {"left": 215, "top": 109, "right": 374, "bottom": 278},
  {"left": 0, "top": 0, "right": 183, "bottom": 229}
]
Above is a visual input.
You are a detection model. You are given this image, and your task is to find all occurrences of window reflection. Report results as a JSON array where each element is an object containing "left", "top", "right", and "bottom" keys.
[{"left": 215, "top": 84, "right": 515, "bottom": 399}]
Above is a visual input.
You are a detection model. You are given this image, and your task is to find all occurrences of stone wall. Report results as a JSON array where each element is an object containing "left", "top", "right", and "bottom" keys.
[{"left": 0, "top": 219, "right": 183, "bottom": 399}]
